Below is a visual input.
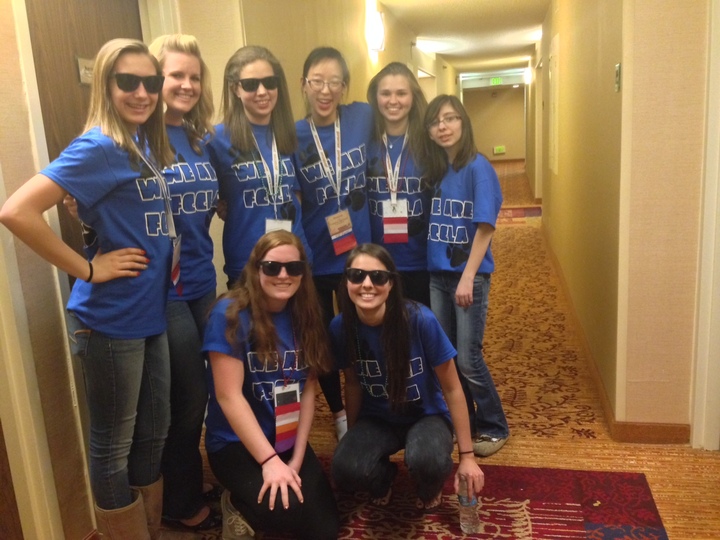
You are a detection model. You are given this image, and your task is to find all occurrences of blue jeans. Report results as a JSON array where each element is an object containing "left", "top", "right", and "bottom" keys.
[
  {"left": 162, "top": 290, "right": 215, "bottom": 519},
  {"left": 67, "top": 311, "right": 170, "bottom": 510},
  {"left": 332, "top": 415, "right": 453, "bottom": 503},
  {"left": 429, "top": 272, "right": 509, "bottom": 438}
]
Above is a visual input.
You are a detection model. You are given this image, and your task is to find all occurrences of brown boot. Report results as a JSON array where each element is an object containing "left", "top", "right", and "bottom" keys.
[
  {"left": 135, "top": 477, "right": 200, "bottom": 540},
  {"left": 95, "top": 489, "right": 151, "bottom": 540}
]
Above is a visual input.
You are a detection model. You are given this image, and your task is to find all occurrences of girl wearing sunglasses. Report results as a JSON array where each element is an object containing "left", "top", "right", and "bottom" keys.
[
  {"left": 330, "top": 243, "right": 484, "bottom": 512},
  {"left": 0, "top": 39, "right": 173, "bottom": 537},
  {"left": 209, "top": 46, "right": 310, "bottom": 286},
  {"left": 422, "top": 95, "right": 509, "bottom": 458},
  {"left": 366, "top": 62, "right": 433, "bottom": 307},
  {"left": 203, "top": 230, "right": 339, "bottom": 540},
  {"left": 146, "top": 34, "right": 222, "bottom": 532},
  {"left": 294, "top": 46, "right": 374, "bottom": 441}
]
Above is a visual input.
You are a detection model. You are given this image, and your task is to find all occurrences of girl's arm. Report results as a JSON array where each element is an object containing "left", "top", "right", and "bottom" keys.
[
  {"left": 209, "top": 351, "right": 303, "bottom": 511},
  {"left": 435, "top": 359, "right": 485, "bottom": 496},
  {"left": 455, "top": 222, "right": 494, "bottom": 307},
  {"left": 0, "top": 174, "right": 149, "bottom": 282},
  {"left": 343, "top": 366, "right": 363, "bottom": 428},
  {"left": 287, "top": 372, "right": 318, "bottom": 474}
]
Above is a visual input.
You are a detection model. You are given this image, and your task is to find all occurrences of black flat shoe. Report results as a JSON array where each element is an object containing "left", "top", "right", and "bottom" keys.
[{"left": 163, "top": 506, "right": 222, "bottom": 531}]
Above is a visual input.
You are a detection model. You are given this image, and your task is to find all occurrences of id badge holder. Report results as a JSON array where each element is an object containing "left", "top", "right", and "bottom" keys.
[
  {"left": 274, "top": 382, "right": 300, "bottom": 453},
  {"left": 171, "top": 234, "right": 183, "bottom": 295},
  {"left": 326, "top": 209, "right": 357, "bottom": 256},
  {"left": 266, "top": 218, "right": 292, "bottom": 233},
  {"left": 381, "top": 199, "right": 409, "bottom": 244}
]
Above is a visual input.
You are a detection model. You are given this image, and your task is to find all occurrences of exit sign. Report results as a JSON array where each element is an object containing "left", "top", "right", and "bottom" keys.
[{"left": 490, "top": 77, "right": 503, "bottom": 86}]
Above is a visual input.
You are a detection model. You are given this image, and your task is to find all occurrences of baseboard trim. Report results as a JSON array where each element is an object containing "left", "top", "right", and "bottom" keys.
[{"left": 540, "top": 225, "right": 691, "bottom": 445}]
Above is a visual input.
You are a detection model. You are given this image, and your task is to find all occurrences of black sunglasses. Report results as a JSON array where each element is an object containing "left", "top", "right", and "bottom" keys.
[
  {"left": 113, "top": 73, "right": 164, "bottom": 94},
  {"left": 345, "top": 268, "right": 392, "bottom": 286},
  {"left": 237, "top": 76, "right": 280, "bottom": 92},
  {"left": 258, "top": 260, "right": 305, "bottom": 277}
]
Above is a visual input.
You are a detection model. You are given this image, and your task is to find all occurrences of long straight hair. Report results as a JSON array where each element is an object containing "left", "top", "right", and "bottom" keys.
[
  {"left": 366, "top": 62, "right": 428, "bottom": 162},
  {"left": 221, "top": 230, "right": 331, "bottom": 374},
  {"left": 336, "top": 243, "right": 416, "bottom": 411},
  {"left": 422, "top": 94, "right": 477, "bottom": 187},
  {"left": 84, "top": 38, "right": 173, "bottom": 167},
  {"left": 149, "top": 34, "right": 215, "bottom": 154},
  {"left": 220, "top": 46, "right": 297, "bottom": 155}
]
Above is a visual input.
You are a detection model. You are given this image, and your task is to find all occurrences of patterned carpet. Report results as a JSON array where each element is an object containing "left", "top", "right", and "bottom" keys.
[{"left": 179, "top": 163, "right": 676, "bottom": 539}]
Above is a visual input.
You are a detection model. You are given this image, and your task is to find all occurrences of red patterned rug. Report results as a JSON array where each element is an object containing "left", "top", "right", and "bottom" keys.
[{"left": 196, "top": 460, "right": 667, "bottom": 540}]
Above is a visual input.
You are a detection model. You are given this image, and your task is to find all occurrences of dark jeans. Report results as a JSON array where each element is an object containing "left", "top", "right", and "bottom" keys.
[
  {"left": 161, "top": 291, "right": 215, "bottom": 519},
  {"left": 332, "top": 415, "right": 453, "bottom": 503},
  {"left": 314, "top": 274, "right": 345, "bottom": 413},
  {"left": 209, "top": 443, "right": 339, "bottom": 540}
]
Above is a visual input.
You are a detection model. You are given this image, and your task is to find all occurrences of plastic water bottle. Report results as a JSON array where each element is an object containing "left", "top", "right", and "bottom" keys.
[{"left": 458, "top": 476, "right": 481, "bottom": 534}]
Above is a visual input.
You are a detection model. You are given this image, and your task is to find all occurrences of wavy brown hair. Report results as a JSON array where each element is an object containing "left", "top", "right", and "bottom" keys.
[
  {"left": 336, "top": 243, "right": 418, "bottom": 411},
  {"left": 220, "top": 46, "right": 297, "bottom": 154},
  {"left": 149, "top": 34, "right": 215, "bottom": 154},
  {"left": 84, "top": 38, "right": 173, "bottom": 167},
  {"left": 221, "top": 230, "right": 331, "bottom": 374},
  {"left": 421, "top": 94, "right": 477, "bottom": 188}
]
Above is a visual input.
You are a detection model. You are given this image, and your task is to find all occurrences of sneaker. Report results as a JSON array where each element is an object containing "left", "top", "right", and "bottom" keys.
[
  {"left": 472, "top": 435, "right": 508, "bottom": 457},
  {"left": 221, "top": 490, "right": 255, "bottom": 540}
]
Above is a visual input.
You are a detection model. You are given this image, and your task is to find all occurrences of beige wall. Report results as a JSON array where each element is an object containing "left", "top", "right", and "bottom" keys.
[
  {"left": 464, "top": 86, "right": 526, "bottom": 161},
  {"left": 541, "top": 0, "right": 707, "bottom": 426}
]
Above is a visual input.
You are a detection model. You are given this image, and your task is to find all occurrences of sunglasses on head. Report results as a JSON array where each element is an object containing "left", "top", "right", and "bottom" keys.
[
  {"left": 237, "top": 76, "right": 280, "bottom": 92},
  {"left": 345, "top": 268, "right": 392, "bottom": 286},
  {"left": 113, "top": 73, "right": 164, "bottom": 94},
  {"left": 258, "top": 260, "right": 305, "bottom": 277}
]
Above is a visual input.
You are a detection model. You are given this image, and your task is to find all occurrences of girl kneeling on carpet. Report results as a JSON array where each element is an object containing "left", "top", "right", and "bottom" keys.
[
  {"left": 203, "top": 230, "right": 339, "bottom": 540},
  {"left": 330, "top": 243, "right": 484, "bottom": 510}
]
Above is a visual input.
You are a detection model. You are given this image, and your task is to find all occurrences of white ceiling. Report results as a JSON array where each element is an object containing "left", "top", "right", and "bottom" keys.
[{"left": 380, "top": 0, "right": 551, "bottom": 73}]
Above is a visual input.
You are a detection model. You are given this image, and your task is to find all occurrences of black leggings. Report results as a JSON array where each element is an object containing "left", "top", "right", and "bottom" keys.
[{"left": 209, "top": 443, "right": 339, "bottom": 540}]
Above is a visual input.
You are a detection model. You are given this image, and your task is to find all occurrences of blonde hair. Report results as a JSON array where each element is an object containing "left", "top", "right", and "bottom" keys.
[
  {"left": 220, "top": 45, "right": 297, "bottom": 154},
  {"left": 84, "top": 38, "right": 173, "bottom": 167},
  {"left": 149, "top": 34, "right": 215, "bottom": 154}
]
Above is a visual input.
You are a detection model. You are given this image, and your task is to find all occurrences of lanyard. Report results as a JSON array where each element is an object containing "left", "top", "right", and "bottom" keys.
[
  {"left": 137, "top": 148, "right": 178, "bottom": 240},
  {"left": 252, "top": 129, "right": 282, "bottom": 219},
  {"left": 382, "top": 132, "right": 407, "bottom": 206},
  {"left": 309, "top": 117, "right": 343, "bottom": 209}
]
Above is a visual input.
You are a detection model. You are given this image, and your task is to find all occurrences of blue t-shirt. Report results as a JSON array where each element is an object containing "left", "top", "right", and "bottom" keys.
[
  {"left": 165, "top": 125, "right": 218, "bottom": 301},
  {"left": 203, "top": 299, "right": 309, "bottom": 454},
  {"left": 330, "top": 303, "right": 457, "bottom": 425},
  {"left": 427, "top": 154, "right": 503, "bottom": 273},
  {"left": 43, "top": 127, "right": 172, "bottom": 339},
  {"left": 294, "top": 102, "right": 373, "bottom": 275},
  {"left": 209, "top": 123, "right": 310, "bottom": 282},
  {"left": 366, "top": 138, "right": 431, "bottom": 271}
]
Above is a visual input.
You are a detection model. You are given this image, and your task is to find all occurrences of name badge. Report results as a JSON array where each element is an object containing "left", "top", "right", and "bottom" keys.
[
  {"left": 274, "top": 382, "right": 300, "bottom": 453},
  {"left": 266, "top": 218, "right": 293, "bottom": 233},
  {"left": 381, "top": 199, "right": 409, "bottom": 244},
  {"left": 326, "top": 209, "right": 357, "bottom": 256}
]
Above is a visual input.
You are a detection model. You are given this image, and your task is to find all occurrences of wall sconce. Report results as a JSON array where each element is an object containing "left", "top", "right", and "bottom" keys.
[{"left": 366, "top": 10, "right": 385, "bottom": 52}]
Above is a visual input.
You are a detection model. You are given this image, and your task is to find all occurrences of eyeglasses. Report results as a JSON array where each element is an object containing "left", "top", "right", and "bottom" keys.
[
  {"left": 236, "top": 76, "right": 280, "bottom": 92},
  {"left": 258, "top": 260, "right": 305, "bottom": 277},
  {"left": 427, "top": 114, "right": 462, "bottom": 130},
  {"left": 304, "top": 78, "right": 345, "bottom": 92},
  {"left": 113, "top": 73, "right": 164, "bottom": 94},
  {"left": 345, "top": 268, "right": 392, "bottom": 286}
]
